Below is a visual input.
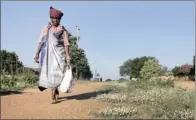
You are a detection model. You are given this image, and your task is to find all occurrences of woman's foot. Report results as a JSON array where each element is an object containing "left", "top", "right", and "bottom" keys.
[
  {"left": 51, "top": 89, "right": 58, "bottom": 104},
  {"left": 51, "top": 99, "right": 58, "bottom": 104}
]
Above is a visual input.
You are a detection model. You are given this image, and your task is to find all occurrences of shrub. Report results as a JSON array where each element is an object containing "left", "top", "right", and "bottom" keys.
[
  {"left": 1, "top": 75, "right": 18, "bottom": 90},
  {"left": 1, "top": 73, "right": 38, "bottom": 91},
  {"left": 149, "top": 77, "right": 174, "bottom": 88},
  {"left": 23, "top": 74, "right": 38, "bottom": 85},
  {"left": 127, "top": 77, "right": 174, "bottom": 92},
  {"left": 140, "top": 59, "right": 163, "bottom": 80}
]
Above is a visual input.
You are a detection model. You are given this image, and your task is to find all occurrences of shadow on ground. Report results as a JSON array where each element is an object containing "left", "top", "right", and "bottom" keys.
[
  {"left": 0, "top": 90, "right": 23, "bottom": 96},
  {"left": 58, "top": 89, "right": 112, "bottom": 102}
]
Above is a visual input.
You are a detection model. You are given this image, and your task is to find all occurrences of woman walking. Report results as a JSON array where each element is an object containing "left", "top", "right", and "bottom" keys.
[{"left": 34, "top": 7, "right": 70, "bottom": 104}]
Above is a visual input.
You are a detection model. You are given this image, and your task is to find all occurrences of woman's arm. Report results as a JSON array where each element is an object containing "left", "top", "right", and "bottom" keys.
[
  {"left": 63, "top": 30, "right": 70, "bottom": 68},
  {"left": 34, "top": 26, "right": 47, "bottom": 63},
  {"left": 36, "top": 42, "right": 42, "bottom": 55}
]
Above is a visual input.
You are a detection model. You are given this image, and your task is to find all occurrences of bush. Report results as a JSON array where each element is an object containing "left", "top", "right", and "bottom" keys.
[
  {"left": 140, "top": 59, "right": 163, "bottom": 80},
  {"left": 149, "top": 77, "right": 174, "bottom": 88},
  {"left": 127, "top": 79, "right": 150, "bottom": 91},
  {"left": 127, "top": 76, "right": 174, "bottom": 92},
  {"left": 23, "top": 74, "right": 38, "bottom": 85},
  {"left": 1, "top": 73, "right": 38, "bottom": 91},
  {"left": 1, "top": 75, "right": 18, "bottom": 90}
]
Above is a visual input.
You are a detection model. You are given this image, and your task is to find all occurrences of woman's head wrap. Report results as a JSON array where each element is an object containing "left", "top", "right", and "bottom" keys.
[{"left": 50, "top": 6, "right": 63, "bottom": 19}]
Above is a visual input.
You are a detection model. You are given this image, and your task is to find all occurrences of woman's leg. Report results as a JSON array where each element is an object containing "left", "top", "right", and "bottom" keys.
[
  {"left": 51, "top": 89, "right": 57, "bottom": 104},
  {"left": 51, "top": 88, "right": 59, "bottom": 104},
  {"left": 55, "top": 88, "right": 59, "bottom": 100}
]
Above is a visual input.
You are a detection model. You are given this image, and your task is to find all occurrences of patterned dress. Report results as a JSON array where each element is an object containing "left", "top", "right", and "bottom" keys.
[{"left": 38, "top": 22, "right": 69, "bottom": 90}]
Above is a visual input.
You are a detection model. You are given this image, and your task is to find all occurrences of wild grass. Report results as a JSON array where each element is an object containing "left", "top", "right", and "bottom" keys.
[
  {"left": 1, "top": 71, "right": 38, "bottom": 92},
  {"left": 94, "top": 77, "right": 195, "bottom": 119}
]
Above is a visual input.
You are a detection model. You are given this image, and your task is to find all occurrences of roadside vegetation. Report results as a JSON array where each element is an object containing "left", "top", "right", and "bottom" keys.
[{"left": 93, "top": 56, "right": 195, "bottom": 119}]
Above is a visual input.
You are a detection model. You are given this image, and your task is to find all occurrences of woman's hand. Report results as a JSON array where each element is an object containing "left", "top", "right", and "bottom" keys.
[
  {"left": 66, "top": 56, "right": 71, "bottom": 69},
  {"left": 34, "top": 53, "right": 39, "bottom": 63}
]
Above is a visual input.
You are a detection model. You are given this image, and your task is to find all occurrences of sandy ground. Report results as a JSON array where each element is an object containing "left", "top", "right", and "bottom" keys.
[
  {"left": 1, "top": 80, "right": 194, "bottom": 119},
  {"left": 174, "top": 80, "right": 195, "bottom": 90},
  {"left": 1, "top": 82, "right": 110, "bottom": 119}
]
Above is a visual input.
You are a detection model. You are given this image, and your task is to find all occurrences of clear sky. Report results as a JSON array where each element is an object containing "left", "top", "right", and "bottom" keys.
[{"left": 1, "top": 1, "right": 195, "bottom": 80}]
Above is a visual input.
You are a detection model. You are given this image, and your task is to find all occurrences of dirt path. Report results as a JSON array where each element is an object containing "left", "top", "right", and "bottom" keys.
[{"left": 1, "top": 82, "right": 109, "bottom": 119}]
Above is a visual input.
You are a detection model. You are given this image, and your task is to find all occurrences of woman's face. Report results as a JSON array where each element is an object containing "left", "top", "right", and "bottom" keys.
[{"left": 50, "top": 17, "right": 60, "bottom": 27}]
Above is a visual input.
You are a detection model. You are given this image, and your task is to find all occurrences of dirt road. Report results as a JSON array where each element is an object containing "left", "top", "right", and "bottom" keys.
[{"left": 1, "top": 82, "right": 109, "bottom": 119}]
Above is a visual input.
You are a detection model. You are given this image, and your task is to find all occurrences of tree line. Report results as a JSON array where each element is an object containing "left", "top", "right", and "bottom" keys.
[
  {"left": 119, "top": 56, "right": 195, "bottom": 81},
  {"left": 171, "top": 56, "right": 195, "bottom": 80},
  {"left": 0, "top": 33, "right": 93, "bottom": 80}
]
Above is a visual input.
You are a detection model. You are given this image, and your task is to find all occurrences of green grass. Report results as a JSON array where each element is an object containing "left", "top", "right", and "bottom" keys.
[
  {"left": 1, "top": 75, "right": 98, "bottom": 94},
  {"left": 1, "top": 73, "right": 38, "bottom": 93},
  {"left": 93, "top": 78, "right": 195, "bottom": 119}
]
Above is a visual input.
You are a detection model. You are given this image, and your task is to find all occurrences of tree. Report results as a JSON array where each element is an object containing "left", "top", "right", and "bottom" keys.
[
  {"left": 119, "top": 56, "right": 156, "bottom": 79},
  {"left": 119, "top": 59, "right": 132, "bottom": 78},
  {"left": 172, "top": 66, "right": 181, "bottom": 77},
  {"left": 140, "top": 59, "right": 163, "bottom": 80},
  {"left": 179, "top": 64, "right": 193, "bottom": 81},
  {"left": 172, "top": 64, "right": 193, "bottom": 80},
  {"left": 81, "top": 64, "right": 93, "bottom": 80},
  {"left": 68, "top": 32, "right": 93, "bottom": 80},
  {"left": 0, "top": 50, "right": 23, "bottom": 74},
  {"left": 130, "top": 56, "right": 155, "bottom": 78}
]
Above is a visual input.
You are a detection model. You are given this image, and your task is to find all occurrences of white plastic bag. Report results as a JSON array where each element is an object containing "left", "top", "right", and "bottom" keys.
[{"left": 59, "top": 66, "right": 74, "bottom": 93}]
